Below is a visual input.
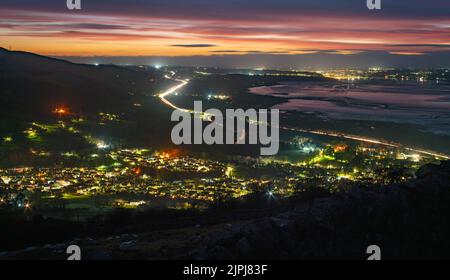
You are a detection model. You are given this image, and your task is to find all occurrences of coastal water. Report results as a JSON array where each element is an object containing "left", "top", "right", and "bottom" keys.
[{"left": 249, "top": 80, "right": 450, "bottom": 136}]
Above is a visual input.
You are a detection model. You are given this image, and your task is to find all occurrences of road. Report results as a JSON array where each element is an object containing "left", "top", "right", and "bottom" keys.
[
  {"left": 158, "top": 74, "right": 450, "bottom": 160},
  {"left": 158, "top": 75, "right": 189, "bottom": 112}
]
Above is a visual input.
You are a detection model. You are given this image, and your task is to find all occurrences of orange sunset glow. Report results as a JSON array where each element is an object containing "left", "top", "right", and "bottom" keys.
[{"left": 0, "top": 1, "right": 449, "bottom": 59}]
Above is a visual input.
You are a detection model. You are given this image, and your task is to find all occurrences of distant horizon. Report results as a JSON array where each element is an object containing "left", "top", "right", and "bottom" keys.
[
  {"left": 3, "top": 45, "right": 450, "bottom": 70},
  {"left": 57, "top": 52, "right": 450, "bottom": 70}
]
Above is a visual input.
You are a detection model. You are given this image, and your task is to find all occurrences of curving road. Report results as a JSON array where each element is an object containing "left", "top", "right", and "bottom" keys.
[{"left": 158, "top": 75, "right": 189, "bottom": 112}]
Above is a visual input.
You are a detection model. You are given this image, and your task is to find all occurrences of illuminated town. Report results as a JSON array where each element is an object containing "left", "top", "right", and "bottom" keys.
[{"left": 0, "top": 108, "right": 443, "bottom": 219}]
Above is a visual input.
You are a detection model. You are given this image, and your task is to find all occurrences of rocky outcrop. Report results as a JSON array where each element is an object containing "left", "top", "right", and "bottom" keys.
[{"left": 195, "top": 161, "right": 450, "bottom": 259}]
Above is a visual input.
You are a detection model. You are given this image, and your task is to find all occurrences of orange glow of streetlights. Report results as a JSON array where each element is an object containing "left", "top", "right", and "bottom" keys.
[
  {"left": 133, "top": 167, "right": 142, "bottom": 175},
  {"left": 53, "top": 107, "right": 69, "bottom": 116}
]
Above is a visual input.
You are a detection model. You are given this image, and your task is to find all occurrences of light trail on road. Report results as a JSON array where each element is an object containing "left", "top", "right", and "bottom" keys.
[{"left": 158, "top": 75, "right": 189, "bottom": 112}]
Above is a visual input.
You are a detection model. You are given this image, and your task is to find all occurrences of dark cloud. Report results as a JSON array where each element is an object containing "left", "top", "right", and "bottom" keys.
[
  {"left": 210, "top": 50, "right": 243, "bottom": 53},
  {"left": 387, "top": 44, "right": 450, "bottom": 49},
  {"left": 210, "top": 50, "right": 294, "bottom": 55},
  {"left": 246, "top": 50, "right": 293, "bottom": 54},
  {"left": 68, "top": 23, "right": 131, "bottom": 30},
  {"left": 171, "top": 44, "right": 216, "bottom": 48}
]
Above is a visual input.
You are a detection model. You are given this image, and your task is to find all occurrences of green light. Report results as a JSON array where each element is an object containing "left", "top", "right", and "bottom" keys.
[
  {"left": 71, "top": 118, "right": 85, "bottom": 124},
  {"left": 24, "top": 129, "right": 41, "bottom": 141},
  {"left": 97, "top": 165, "right": 108, "bottom": 171},
  {"left": 67, "top": 127, "right": 79, "bottom": 133}
]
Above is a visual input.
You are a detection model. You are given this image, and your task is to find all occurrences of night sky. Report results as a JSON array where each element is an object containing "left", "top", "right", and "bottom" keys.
[{"left": 1, "top": 0, "right": 449, "bottom": 68}]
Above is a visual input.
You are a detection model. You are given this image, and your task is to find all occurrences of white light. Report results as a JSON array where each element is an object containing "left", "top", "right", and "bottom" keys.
[{"left": 96, "top": 141, "right": 110, "bottom": 149}]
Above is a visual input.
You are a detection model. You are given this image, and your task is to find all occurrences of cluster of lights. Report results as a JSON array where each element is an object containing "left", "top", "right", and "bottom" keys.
[
  {"left": 96, "top": 141, "right": 110, "bottom": 150},
  {"left": 24, "top": 128, "right": 39, "bottom": 140},
  {"left": 54, "top": 107, "right": 68, "bottom": 116},
  {"left": 225, "top": 166, "right": 234, "bottom": 177},
  {"left": 207, "top": 94, "right": 230, "bottom": 101}
]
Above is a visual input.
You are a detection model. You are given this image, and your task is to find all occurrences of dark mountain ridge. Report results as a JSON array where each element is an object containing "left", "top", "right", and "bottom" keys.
[{"left": 0, "top": 47, "right": 168, "bottom": 117}]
